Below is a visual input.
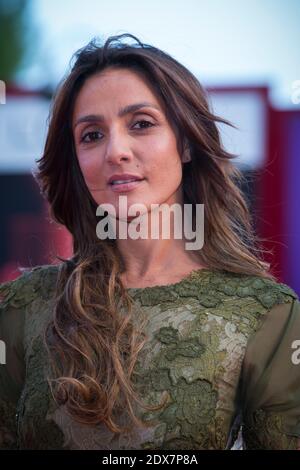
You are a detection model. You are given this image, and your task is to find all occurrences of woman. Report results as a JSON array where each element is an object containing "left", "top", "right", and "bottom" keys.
[{"left": 0, "top": 33, "right": 300, "bottom": 450}]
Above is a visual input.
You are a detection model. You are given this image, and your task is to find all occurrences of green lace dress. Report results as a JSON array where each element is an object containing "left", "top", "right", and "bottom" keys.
[{"left": 1, "top": 265, "right": 300, "bottom": 450}]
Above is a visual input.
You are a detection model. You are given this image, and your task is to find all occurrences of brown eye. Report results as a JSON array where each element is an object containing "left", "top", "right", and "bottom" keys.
[
  {"left": 132, "top": 120, "right": 154, "bottom": 130},
  {"left": 81, "top": 131, "right": 103, "bottom": 143}
]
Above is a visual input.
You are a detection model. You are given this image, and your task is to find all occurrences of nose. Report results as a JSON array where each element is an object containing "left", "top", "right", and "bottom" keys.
[{"left": 104, "top": 131, "right": 132, "bottom": 165}]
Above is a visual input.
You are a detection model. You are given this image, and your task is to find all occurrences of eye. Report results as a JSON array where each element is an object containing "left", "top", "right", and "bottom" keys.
[
  {"left": 132, "top": 120, "right": 155, "bottom": 130},
  {"left": 80, "top": 131, "right": 102, "bottom": 143},
  {"left": 79, "top": 120, "right": 154, "bottom": 144}
]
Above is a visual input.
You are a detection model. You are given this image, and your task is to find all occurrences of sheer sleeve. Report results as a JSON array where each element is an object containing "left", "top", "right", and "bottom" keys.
[
  {"left": 239, "top": 298, "right": 300, "bottom": 449},
  {"left": 0, "top": 278, "right": 26, "bottom": 449}
]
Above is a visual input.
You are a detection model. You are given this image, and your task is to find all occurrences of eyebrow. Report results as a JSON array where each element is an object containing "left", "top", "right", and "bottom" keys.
[{"left": 74, "top": 102, "right": 161, "bottom": 128}]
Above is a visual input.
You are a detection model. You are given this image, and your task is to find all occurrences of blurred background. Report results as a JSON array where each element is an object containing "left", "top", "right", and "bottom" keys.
[{"left": 0, "top": 0, "right": 299, "bottom": 294}]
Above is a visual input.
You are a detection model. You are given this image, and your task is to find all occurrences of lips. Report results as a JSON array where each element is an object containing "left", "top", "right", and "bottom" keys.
[
  {"left": 108, "top": 173, "right": 144, "bottom": 185},
  {"left": 109, "top": 178, "right": 145, "bottom": 193},
  {"left": 110, "top": 178, "right": 141, "bottom": 185}
]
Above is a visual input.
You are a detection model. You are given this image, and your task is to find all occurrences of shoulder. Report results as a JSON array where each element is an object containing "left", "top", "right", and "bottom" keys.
[
  {"left": 0, "top": 263, "right": 61, "bottom": 311},
  {"left": 204, "top": 269, "right": 298, "bottom": 305},
  {"left": 131, "top": 269, "right": 298, "bottom": 333},
  {"left": 183, "top": 269, "right": 298, "bottom": 306},
  {"left": 182, "top": 269, "right": 299, "bottom": 327},
  {"left": 0, "top": 264, "right": 62, "bottom": 364},
  {"left": 132, "top": 268, "right": 298, "bottom": 308}
]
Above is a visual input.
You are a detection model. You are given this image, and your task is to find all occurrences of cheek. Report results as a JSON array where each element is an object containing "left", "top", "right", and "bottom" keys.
[
  {"left": 77, "top": 151, "right": 104, "bottom": 184},
  {"left": 147, "top": 141, "right": 182, "bottom": 184}
]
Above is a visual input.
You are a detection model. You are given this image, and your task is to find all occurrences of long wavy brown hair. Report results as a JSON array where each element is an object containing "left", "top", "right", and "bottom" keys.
[{"left": 35, "top": 33, "right": 275, "bottom": 434}]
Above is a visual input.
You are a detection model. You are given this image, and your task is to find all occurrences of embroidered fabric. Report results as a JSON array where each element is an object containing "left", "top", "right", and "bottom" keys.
[{"left": 1, "top": 265, "right": 300, "bottom": 449}]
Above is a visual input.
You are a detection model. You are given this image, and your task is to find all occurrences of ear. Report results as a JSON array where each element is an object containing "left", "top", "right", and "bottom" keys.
[{"left": 181, "top": 142, "right": 192, "bottom": 163}]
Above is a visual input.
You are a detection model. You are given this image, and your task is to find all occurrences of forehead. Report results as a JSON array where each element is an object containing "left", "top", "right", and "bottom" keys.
[{"left": 73, "top": 68, "right": 162, "bottom": 113}]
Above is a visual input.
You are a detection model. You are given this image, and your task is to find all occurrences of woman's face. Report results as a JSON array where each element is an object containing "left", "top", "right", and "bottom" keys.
[{"left": 72, "top": 67, "right": 184, "bottom": 220}]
